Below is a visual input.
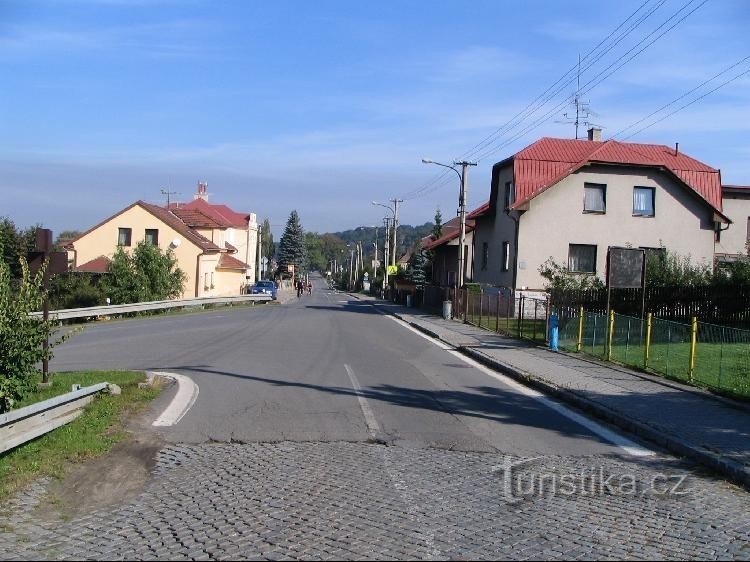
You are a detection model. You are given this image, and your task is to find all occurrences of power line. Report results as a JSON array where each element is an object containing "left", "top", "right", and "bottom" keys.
[
  {"left": 468, "top": 0, "right": 709, "bottom": 164},
  {"left": 402, "top": 0, "right": 672, "bottom": 201},
  {"left": 612, "top": 55, "right": 750, "bottom": 139},
  {"left": 620, "top": 68, "right": 750, "bottom": 140}
]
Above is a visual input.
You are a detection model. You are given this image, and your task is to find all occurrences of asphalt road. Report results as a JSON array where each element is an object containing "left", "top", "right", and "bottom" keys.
[
  {"left": 5, "top": 275, "right": 749, "bottom": 560},
  {"left": 52, "top": 275, "right": 628, "bottom": 456}
]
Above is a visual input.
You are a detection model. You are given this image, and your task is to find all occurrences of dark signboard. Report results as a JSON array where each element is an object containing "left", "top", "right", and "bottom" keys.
[{"left": 607, "top": 247, "right": 645, "bottom": 289}]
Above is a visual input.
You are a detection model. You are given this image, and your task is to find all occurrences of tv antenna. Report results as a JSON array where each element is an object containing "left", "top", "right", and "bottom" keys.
[
  {"left": 556, "top": 54, "right": 600, "bottom": 139},
  {"left": 160, "top": 188, "right": 179, "bottom": 208}
]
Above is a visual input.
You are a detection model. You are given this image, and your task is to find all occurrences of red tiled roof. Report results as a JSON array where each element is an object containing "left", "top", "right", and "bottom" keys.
[
  {"left": 225, "top": 242, "right": 238, "bottom": 253},
  {"left": 217, "top": 253, "right": 250, "bottom": 270},
  {"left": 423, "top": 222, "right": 475, "bottom": 250},
  {"left": 466, "top": 201, "right": 490, "bottom": 219},
  {"left": 75, "top": 255, "right": 110, "bottom": 273},
  {"left": 504, "top": 137, "right": 724, "bottom": 217},
  {"left": 173, "top": 198, "right": 250, "bottom": 228}
]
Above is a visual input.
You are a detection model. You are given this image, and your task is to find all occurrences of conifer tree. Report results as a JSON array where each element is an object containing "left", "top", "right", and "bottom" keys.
[
  {"left": 277, "top": 210, "right": 306, "bottom": 276},
  {"left": 431, "top": 208, "right": 443, "bottom": 241}
]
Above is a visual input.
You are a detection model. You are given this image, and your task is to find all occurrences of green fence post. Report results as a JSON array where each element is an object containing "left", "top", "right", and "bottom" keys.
[
  {"left": 607, "top": 309, "right": 615, "bottom": 361},
  {"left": 576, "top": 306, "right": 584, "bottom": 352},
  {"left": 718, "top": 327, "right": 724, "bottom": 390}
]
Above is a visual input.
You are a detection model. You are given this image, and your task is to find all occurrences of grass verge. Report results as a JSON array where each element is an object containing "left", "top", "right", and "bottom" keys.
[{"left": 0, "top": 371, "right": 160, "bottom": 502}]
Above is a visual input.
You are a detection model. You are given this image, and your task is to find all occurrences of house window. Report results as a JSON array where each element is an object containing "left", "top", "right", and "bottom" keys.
[
  {"left": 583, "top": 183, "right": 606, "bottom": 213},
  {"left": 481, "top": 242, "right": 488, "bottom": 270},
  {"left": 145, "top": 229, "right": 159, "bottom": 246},
  {"left": 502, "top": 241, "right": 510, "bottom": 272},
  {"left": 569, "top": 244, "right": 597, "bottom": 273},
  {"left": 633, "top": 187, "right": 655, "bottom": 216},
  {"left": 504, "top": 181, "right": 515, "bottom": 209},
  {"left": 117, "top": 227, "right": 132, "bottom": 247}
]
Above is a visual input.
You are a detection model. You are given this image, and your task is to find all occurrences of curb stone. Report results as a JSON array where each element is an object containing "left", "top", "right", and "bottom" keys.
[{"left": 384, "top": 309, "right": 750, "bottom": 489}]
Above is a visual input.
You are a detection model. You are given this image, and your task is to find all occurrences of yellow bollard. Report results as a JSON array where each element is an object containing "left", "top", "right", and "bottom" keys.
[
  {"left": 607, "top": 309, "right": 615, "bottom": 361},
  {"left": 576, "top": 306, "right": 584, "bottom": 352},
  {"left": 688, "top": 316, "right": 698, "bottom": 382},
  {"left": 644, "top": 313, "right": 652, "bottom": 369}
]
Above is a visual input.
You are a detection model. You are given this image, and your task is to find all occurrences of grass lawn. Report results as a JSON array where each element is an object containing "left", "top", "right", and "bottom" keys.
[{"left": 0, "top": 371, "right": 160, "bottom": 502}]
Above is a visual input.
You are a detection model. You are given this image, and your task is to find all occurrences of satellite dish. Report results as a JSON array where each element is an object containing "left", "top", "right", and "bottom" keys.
[{"left": 171, "top": 238, "right": 181, "bottom": 248}]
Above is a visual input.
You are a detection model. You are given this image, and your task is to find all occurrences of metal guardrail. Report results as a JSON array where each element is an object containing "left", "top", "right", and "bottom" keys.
[
  {"left": 29, "top": 294, "right": 273, "bottom": 321},
  {"left": 0, "top": 383, "right": 110, "bottom": 454}
]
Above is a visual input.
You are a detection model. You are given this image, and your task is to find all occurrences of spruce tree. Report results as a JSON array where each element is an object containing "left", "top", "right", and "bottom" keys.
[
  {"left": 431, "top": 208, "right": 443, "bottom": 240},
  {"left": 406, "top": 249, "right": 429, "bottom": 286},
  {"left": 277, "top": 210, "right": 306, "bottom": 277}
]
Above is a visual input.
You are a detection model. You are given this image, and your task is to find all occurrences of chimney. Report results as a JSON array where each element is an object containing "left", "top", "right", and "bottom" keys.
[
  {"left": 587, "top": 127, "right": 602, "bottom": 142},
  {"left": 675, "top": 142, "right": 679, "bottom": 155},
  {"left": 194, "top": 181, "right": 209, "bottom": 201}
]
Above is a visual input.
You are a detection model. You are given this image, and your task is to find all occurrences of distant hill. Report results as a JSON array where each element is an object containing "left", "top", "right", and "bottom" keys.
[{"left": 326, "top": 222, "right": 434, "bottom": 259}]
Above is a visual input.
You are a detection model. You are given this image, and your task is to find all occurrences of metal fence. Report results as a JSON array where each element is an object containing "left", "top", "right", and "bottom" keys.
[
  {"left": 457, "top": 289, "right": 549, "bottom": 343},
  {"left": 557, "top": 307, "right": 750, "bottom": 398}
]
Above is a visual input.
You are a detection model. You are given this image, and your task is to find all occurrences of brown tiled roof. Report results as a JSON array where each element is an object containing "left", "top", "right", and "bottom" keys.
[
  {"left": 75, "top": 255, "right": 110, "bottom": 273},
  {"left": 225, "top": 242, "right": 238, "bottom": 253},
  {"left": 138, "top": 202, "right": 222, "bottom": 252},
  {"left": 218, "top": 253, "right": 250, "bottom": 270},
  {"left": 171, "top": 208, "right": 227, "bottom": 229}
]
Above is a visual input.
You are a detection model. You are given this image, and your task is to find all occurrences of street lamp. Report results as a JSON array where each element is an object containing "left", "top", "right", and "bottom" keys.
[{"left": 421, "top": 158, "right": 476, "bottom": 289}]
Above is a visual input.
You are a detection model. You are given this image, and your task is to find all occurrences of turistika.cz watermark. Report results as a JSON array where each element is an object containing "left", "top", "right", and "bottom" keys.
[{"left": 491, "top": 457, "right": 689, "bottom": 504}]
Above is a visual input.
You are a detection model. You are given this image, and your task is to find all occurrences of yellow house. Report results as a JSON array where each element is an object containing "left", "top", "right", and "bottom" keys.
[{"left": 69, "top": 184, "right": 259, "bottom": 298}]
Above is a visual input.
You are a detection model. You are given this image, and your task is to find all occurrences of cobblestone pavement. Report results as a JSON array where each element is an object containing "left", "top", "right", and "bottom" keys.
[{"left": 2, "top": 442, "right": 749, "bottom": 560}]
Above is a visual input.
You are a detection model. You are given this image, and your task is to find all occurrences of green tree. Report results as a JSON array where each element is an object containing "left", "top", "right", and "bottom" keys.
[
  {"left": 101, "top": 242, "right": 185, "bottom": 304},
  {"left": 645, "top": 249, "right": 710, "bottom": 287},
  {"left": 0, "top": 217, "right": 38, "bottom": 280},
  {"left": 431, "top": 208, "right": 443, "bottom": 240},
  {"left": 260, "top": 218, "right": 274, "bottom": 263},
  {"left": 277, "top": 210, "right": 306, "bottom": 277},
  {"left": 0, "top": 254, "right": 60, "bottom": 412},
  {"left": 304, "top": 232, "right": 327, "bottom": 272},
  {"left": 49, "top": 272, "right": 105, "bottom": 309},
  {"left": 406, "top": 249, "right": 429, "bottom": 286}
]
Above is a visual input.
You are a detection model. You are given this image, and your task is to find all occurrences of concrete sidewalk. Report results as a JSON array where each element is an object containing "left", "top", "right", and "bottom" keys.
[{"left": 356, "top": 294, "right": 750, "bottom": 487}]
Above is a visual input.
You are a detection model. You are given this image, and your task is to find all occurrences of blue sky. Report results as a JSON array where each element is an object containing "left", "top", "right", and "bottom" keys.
[{"left": 2, "top": 0, "right": 749, "bottom": 238}]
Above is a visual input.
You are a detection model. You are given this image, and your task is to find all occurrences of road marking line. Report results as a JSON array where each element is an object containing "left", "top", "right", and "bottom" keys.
[
  {"left": 384, "top": 314, "right": 655, "bottom": 457},
  {"left": 150, "top": 371, "right": 199, "bottom": 427},
  {"left": 344, "top": 364, "right": 381, "bottom": 437}
]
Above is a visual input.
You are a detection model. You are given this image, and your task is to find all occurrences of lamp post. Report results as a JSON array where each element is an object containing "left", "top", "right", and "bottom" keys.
[
  {"left": 421, "top": 158, "right": 477, "bottom": 288},
  {"left": 372, "top": 200, "right": 402, "bottom": 268}
]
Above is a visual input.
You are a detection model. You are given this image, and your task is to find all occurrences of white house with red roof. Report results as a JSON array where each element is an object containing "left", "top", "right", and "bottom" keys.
[
  {"left": 715, "top": 184, "right": 750, "bottom": 261},
  {"left": 470, "top": 128, "right": 732, "bottom": 291},
  {"left": 422, "top": 214, "right": 477, "bottom": 286},
  {"left": 68, "top": 182, "right": 259, "bottom": 299}
]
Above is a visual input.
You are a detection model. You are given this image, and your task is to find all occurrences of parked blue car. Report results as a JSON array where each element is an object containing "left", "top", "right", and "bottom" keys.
[{"left": 248, "top": 280, "right": 277, "bottom": 299}]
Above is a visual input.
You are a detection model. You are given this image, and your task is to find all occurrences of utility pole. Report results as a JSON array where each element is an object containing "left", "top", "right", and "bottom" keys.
[
  {"left": 390, "top": 198, "right": 403, "bottom": 267},
  {"left": 383, "top": 217, "right": 391, "bottom": 291},
  {"left": 349, "top": 247, "right": 354, "bottom": 290},
  {"left": 455, "top": 161, "right": 477, "bottom": 288}
]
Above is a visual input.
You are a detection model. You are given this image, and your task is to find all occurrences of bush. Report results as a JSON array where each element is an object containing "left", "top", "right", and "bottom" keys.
[
  {"left": 0, "top": 257, "right": 60, "bottom": 412},
  {"left": 539, "top": 258, "right": 605, "bottom": 291},
  {"left": 49, "top": 272, "right": 105, "bottom": 309}
]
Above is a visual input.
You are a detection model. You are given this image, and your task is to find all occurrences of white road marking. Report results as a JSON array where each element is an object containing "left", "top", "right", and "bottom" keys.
[
  {"left": 383, "top": 314, "right": 655, "bottom": 457},
  {"left": 344, "top": 364, "right": 381, "bottom": 437},
  {"left": 150, "top": 371, "right": 199, "bottom": 427},
  {"left": 343, "top": 361, "right": 441, "bottom": 558}
]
